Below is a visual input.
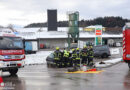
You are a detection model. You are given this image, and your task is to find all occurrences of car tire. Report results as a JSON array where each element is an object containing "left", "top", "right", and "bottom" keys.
[
  {"left": 9, "top": 68, "right": 18, "bottom": 75},
  {"left": 128, "top": 63, "right": 130, "bottom": 69},
  {"left": 47, "top": 62, "right": 51, "bottom": 68},
  {"left": 101, "top": 53, "right": 108, "bottom": 58}
]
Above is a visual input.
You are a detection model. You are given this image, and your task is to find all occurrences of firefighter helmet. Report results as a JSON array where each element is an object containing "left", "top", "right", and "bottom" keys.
[
  {"left": 76, "top": 48, "right": 79, "bottom": 50},
  {"left": 83, "top": 45, "right": 87, "bottom": 48},
  {"left": 56, "top": 47, "right": 59, "bottom": 50},
  {"left": 72, "top": 49, "right": 75, "bottom": 51},
  {"left": 90, "top": 46, "right": 93, "bottom": 48}
]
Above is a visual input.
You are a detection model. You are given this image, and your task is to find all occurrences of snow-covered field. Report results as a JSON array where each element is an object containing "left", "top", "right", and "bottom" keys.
[{"left": 25, "top": 51, "right": 53, "bottom": 65}]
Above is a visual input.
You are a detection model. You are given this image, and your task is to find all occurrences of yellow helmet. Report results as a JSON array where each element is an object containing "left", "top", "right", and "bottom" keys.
[
  {"left": 72, "top": 49, "right": 75, "bottom": 51},
  {"left": 56, "top": 47, "right": 59, "bottom": 50},
  {"left": 83, "top": 45, "right": 87, "bottom": 48},
  {"left": 90, "top": 46, "right": 93, "bottom": 48},
  {"left": 76, "top": 48, "right": 79, "bottom": 50}
]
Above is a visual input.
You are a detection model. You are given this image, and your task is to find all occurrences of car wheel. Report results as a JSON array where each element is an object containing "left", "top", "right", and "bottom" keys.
[
  {"left": 128, "top": 63, "right": 130, "bottom": 69},
  {"left": 9, "top": 68, "right": 18, "bottom": 75},
  {"left": 47, "top": 62, "right": 51, "bottom": 67}
]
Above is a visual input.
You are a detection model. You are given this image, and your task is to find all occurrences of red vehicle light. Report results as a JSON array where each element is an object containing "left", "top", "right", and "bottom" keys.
[{"left": 17, "top": 63, "right": 21, "bottom": 67}]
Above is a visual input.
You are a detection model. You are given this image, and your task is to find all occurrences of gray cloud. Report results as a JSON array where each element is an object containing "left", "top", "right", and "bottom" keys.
[{"left": 0, "top": 0, "right": 130, "bottom": 26}]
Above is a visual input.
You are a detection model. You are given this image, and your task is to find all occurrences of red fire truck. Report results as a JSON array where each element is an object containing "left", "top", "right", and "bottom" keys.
[
  {"left": 123, "top": 23, "right": 130, "bottom": 68},
  {"left": 0, "top": 30, "right": 25, "bottom": 75}
]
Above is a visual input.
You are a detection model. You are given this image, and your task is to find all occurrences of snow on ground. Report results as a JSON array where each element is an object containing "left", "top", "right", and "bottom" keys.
[
  {"left": 110, "top": 48, "right": 120, "bottom": 54},
  {"left": 95, "top": 58, "right": 122, "bottom": 68},
  {"left": 25, "top": 51, "right": 53, "bottom": 65}
]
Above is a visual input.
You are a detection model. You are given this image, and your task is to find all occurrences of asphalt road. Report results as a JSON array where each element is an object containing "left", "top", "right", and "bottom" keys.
[{"left": 0, "top": 62, "right": 130, "bottom": 90}]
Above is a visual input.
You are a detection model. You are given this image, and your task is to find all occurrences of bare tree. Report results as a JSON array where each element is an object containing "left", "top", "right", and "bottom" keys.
[{"left": 7, "top": 24, "right": 17, "bottom": 32}]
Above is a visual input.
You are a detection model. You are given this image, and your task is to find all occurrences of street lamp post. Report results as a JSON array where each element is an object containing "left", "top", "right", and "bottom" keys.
[{"left": 37, "top": 28, "right": 42, "bottom": 50}]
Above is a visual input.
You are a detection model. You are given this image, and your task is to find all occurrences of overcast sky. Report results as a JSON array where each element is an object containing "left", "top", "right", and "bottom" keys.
[{"left": 0, "top": 0, "right": 130, "bottom": 27}]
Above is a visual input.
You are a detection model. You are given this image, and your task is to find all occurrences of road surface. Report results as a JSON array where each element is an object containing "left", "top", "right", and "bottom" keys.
[{"left": 1, "top": 62, "right": 130, "bottom": 90}]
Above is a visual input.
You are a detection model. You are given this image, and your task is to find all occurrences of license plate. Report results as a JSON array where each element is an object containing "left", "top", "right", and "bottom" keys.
[
  {"left": 15, "top": 56, "right": 20, "bottom": 59},
  {"left": 10, "top": 64, "right": 16, "bottom": 66},
  {"left": 10, "top": 62, "right": 16, "bottom": 64}
]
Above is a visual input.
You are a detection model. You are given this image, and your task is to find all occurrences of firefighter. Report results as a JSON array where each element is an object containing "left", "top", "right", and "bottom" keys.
[
  {"left": 71, "top": 48, "right": 77, "bottom": 67},
  {"left": 81, "top": 45, "right": 88, "bottom": 65},
  {"left": 67, "top": 48, "right": 77, "bottom": 72},
  {"left": 75, "top": 48, "right": 81, "bottom": 67},
  {"left": 61, "top": 49, "right": 65, "bottom": 67},
  {"left": 88, "top": 45, "right": 94, "bottom": 66},
  {"left": 53, "top": 47, "right": 62, "bottom": 68},
  {"left": 67, "top": 51, "right": 71, "bottom": 67},
  {"left": 63, "top": 49, "right": 69, "bottom": 67},
  {"left": 69, "top": 50, "right": 74, "bottom": 67}
]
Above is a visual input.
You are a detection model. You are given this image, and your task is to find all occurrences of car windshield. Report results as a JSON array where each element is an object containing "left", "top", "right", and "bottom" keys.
[
  {"left": 0, "top": 37, "right": 23, "bottom": 50},
  {"left": 49, "top": 53, "right": 54, "bottom": 58},
  {"left": 94, "top": 45, "right": 108, "bottom": 50}
]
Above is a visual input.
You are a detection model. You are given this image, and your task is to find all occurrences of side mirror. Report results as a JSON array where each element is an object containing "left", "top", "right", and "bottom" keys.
[{"left": 23, "top": 39, "right": 26, "bottom": 49}]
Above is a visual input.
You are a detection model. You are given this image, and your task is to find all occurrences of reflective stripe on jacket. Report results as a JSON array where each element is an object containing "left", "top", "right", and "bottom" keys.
[
  {"left": 54, "top": 50, "right": 61, "bottom": 60},
  {"left": 63, "top": 50, "right": 69, "bottom": 57},
  {"left": 76, "top": 50, "right": 81, "bottom": 60}
]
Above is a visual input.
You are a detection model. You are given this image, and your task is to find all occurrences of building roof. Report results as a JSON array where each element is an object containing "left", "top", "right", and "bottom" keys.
[{"left": 16, "top": 27, "right": 122, "bottom": 39}]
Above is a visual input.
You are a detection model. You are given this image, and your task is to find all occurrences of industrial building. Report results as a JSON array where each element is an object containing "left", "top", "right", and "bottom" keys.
[{"left": 17, "top": 27, "right": 122, "bottom": 49}]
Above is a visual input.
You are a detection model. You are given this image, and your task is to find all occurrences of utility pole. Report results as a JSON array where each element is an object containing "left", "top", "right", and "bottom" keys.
[{"left": 37, "top": 28, "right": 42, "bottom": 50}]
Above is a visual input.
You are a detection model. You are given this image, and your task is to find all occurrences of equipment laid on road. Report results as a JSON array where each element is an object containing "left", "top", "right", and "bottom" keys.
[
  {"left": 123, "top": 22, "right": 130, "bottom": 68},
  {"left": 65, "top": 68, "right": 104, "bottom": 74}
]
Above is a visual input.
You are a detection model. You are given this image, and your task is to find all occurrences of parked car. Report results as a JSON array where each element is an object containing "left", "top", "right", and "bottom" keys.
[{"left": 93, "top": 45, "right": 111, "bottom": 58}]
